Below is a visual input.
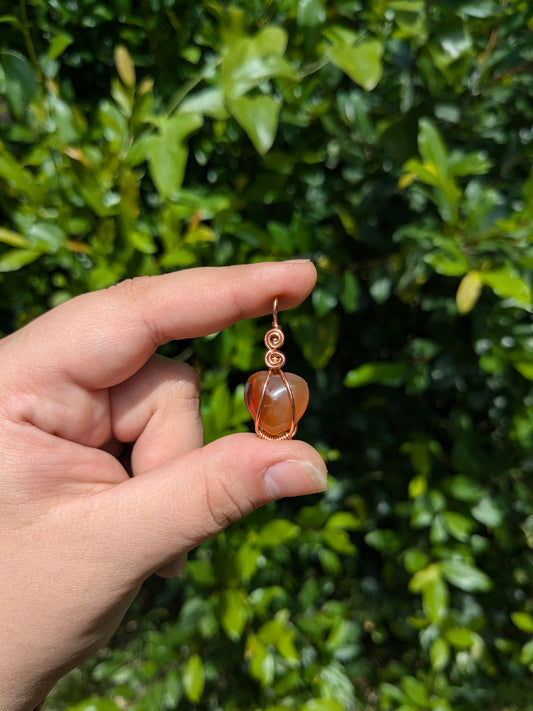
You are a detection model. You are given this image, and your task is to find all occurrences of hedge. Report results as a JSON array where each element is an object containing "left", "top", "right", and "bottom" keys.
[{"left": 1, "top": 1, "right": 532, "bottom": 709}]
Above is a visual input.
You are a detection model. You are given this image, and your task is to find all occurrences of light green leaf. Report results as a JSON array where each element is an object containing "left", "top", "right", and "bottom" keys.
[
  {"left": 471, "top": 496, "right": 503, "bottom": 528},
  {"left": 345, "top": 362, "right": 407, "bottom": 388},
  {"left": 329, "top": 38, "right": 384, "bottom": 91},
  {"left": 443, "top": 511, "right": 475, "bottom": 541},
  {"left": 409, "top": 563, "right": 441, "bottom": 593},
  {"left": 254, "top": 26, "right": 288, "bottom": 57},
  {"left": 422, "top": 576, "right": 449, "bottom": 622},
  {"left": 222, "top": 29, "right": 293, "bottom": 99},
  {"left": 0, "top": 227, "right": 28, "bottom": 247},
  {"left": 46, "top": 32, "right": 73, "bottom": 61},
  {"left": 182, "top": 654, "right": 205, "bottom": 703},
  {"left": 511, "top": 611, "right": 533, "bottom": 634},
  {"left": 418, "top": 118, "right": 449, "bottom": 180},
  {"left": 148, "top": 113, "right": 203, "bottom": 197},
  {"left": 258, "top": 519, "right": 300, "bottom": 546},
  {"left": 219, "top": 589, "right": 248, "bottom": 641},
  {"left": 179, "top": 87, "right": 229, "bottom": 119},
  {"left": 401, "top": 676, "right": 428, "bottom": 706},
  {"left": 0, "top": 248, "right": 42, "bottom": 272},
  {"left": 445, "top": 626, "right": 477, "bottom": 648},
  {"left": 323, "top": 526, "right": 357, "bottom": 555},
  {"left": 302, "top": 699, "right": 344, "bottom": 711},
  {"left": 513, "top": 361, "right": 533, "bottom": 380},
  {"left": 228, "top": 95, "right": 280, "bottom": 154},
  {"left": 441, "top": 559, "right": 492, "bottom": 592},
  {"left": 425, "top": 250, "right": 469, "bottom": 276},
  {"left": 456, "top": 271, "right": 483, "bottom": 314},
  {"left": 430, "top": 637, "right": 450, "bottom": 671},
  {"left": 480, "top": 268, "right": 532, "bottom": 307},
  {"left": 246, "top": 635, "right": 275, "bottom": 686},
  {"left": 114, "top": 44, "right": 136, "bottom": 87},
  {"left": 67, "top": 700, "right": 121, "bottom": 711}
]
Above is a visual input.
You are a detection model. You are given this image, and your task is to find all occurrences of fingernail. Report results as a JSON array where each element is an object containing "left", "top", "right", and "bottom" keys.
[{"left": 264, "top": 460, "right": 328, "bottom": 499}]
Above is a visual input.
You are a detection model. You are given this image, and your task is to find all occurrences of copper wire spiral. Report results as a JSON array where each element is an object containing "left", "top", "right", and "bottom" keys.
[{"left": 255, "top": 297, "right": 297, "bottom": 440}]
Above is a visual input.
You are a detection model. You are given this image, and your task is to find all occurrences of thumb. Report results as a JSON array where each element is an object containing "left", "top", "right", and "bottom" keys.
[{"left": 95, "top": 433, "right": 328, "bottom": 581}]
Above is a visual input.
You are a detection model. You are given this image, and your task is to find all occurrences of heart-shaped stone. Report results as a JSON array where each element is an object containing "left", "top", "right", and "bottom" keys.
[{"left": 245, "top": 370, "right": 309, "bottom": 438}]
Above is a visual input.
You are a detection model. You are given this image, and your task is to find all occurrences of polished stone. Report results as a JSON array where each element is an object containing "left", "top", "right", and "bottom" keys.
[{"left": 245, "top": 370, "right": 309, "bottom": 437}]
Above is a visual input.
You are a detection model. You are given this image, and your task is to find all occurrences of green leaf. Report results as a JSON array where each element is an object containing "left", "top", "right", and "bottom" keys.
[
  {"left": 46, "top": 32, "right": 73, "bottom": 61},
  {"left": 418, "top": 118, "right": 449, "bottom": 180},
  {"left": 511, "top": 612, "right": 533, "bottom": 634},
  {"left": 219, "top": 589, "right": 248, "bottom": 641},
  {"left": 114, "top": 44, "right": 136, "bottom": 87},
  {"left": 480, "top": 268, "right": 532, "bottom": 308},
  {"left": 67, "top": 701, "right": 121, "bottom": 711},
  {"left": 323, "top": 526, "right": 357, "bottom": 555},
  {"left": 443, "top": 511, "right": 475, "bottom": 541},
  {"left": 441, "top": 559, "right": 492, "bottom": 592},
  {"left": 302, "top": 699, "right": 344, "bottom": 711},
  {"left": 246, "top": 635, "right": 275, "bottom": 686},
  {"left": 297, "top": 0, "right": 326, "bottom": 27},
  {"left": 228, "top": 95, "right": 280, "bottom": 154},
  {"left": 344, "top": 362, "right": 407, "bottom": 388},
  {"left": 422, "top": 576, "right": 449, "bottom": 622},
  {"left": 409, "top": 563, "right": 441, "bottom": 593},
  {"left": 292, "top": 312, "right": 340, "bottom": 369},
  {"left": 0, "top": 49, "right": 39, "bottom": 117},
  {"left": 425, "top": 251, "right": 469, "bottom": 277},
  {"left": 471, "top": 496, "right": 503, "bottom": 528},
  {"left": 328, "top": 38, "right": 384, "bottom": 91},
  {"left": 430, "top": 637, "right": 450, "bottom": 671},
  {"left": 222, "top": 29, "right": 293, "bottom": 99},
  {"left": 513, "top": 361, "right": 533, "bottom": 381},
  {"left": 340, "top": 271, "right": 360, "bottom": 313},
  {"left": 445, "top": 626, "right": 477, "bottom": 648},
  {"left": 365, "top": 529, "right": 403, "bottom": 553},
  {"left": 456, "top": 271, "right": 483, "bottom": 314},
  {"left": 179, "top": 87, "right": 229, "bottom": 119},
  {"left": 182, "top": 654, "right": 205, "bottom": 703},
  {"left": 257, "top": 519, "right": 300, "bottom": 546},
  {"left": 148, "top": 113, "right": 203, "bottom": 197},
  {"left": 0, "top": 227, "right": 28, "bottom": 247},
  {"left": 0, "top": 248, "right": 42, "bottom": 272},
  {"left": 401, "top": 676, "right": 428, "bottom": 706}
]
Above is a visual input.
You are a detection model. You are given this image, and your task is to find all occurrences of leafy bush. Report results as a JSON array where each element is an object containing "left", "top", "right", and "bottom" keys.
[{"left": 1, "top": 1, "right": 533, "bottom": 709}]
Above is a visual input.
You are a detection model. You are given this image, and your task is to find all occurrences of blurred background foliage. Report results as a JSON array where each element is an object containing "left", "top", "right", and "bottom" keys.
[{"left": 1, "top": 0, "right": 533, "bottom": 709}]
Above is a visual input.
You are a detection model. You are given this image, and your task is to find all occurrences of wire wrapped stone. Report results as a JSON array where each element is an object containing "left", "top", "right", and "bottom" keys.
[{"left": 245, "top": 297, "right": 309, "bottom": 440}]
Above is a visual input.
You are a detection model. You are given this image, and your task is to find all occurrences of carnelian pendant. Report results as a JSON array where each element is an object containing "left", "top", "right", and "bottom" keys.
[{"left": 245, "top": 298, "right": 309, "bottom": 440}]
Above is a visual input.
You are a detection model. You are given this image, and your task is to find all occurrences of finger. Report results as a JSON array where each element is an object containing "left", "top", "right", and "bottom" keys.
[
  {"left": 88, "top": 434, "right": 328, "bottom": 583},
  {"left": 6, "top": 261, "right": 316, "bottom": 389},
  {"left": 110, "top": 355, "right": 203, "bottom": 475},
  {"left": 110, "top": 355, "right": 204, "bottom": 578}
]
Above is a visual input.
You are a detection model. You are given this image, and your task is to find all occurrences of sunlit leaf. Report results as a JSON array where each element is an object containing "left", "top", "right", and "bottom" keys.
[
  {"left": 456, "top": 271, "right": 483, "bottom": 314},
  {"left": 328, "top": 38, "right": 384, "bottom": 91},
  {"left": 182, "top": 654, "right": 205, "bottom": 703}
]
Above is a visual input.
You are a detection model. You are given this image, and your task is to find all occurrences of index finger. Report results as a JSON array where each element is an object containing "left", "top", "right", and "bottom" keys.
[{"left": 7, "top": 261, "right": 316, "bottom": 389}]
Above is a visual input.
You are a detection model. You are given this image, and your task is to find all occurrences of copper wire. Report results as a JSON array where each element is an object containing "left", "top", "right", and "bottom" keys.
[{"left": 255, "top": 297, "right": 297, "bottom": 440}]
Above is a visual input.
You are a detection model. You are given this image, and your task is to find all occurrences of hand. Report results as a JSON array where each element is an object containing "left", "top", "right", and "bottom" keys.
[{"left": 0, "top": 261, "right": 327, "bottom": 711}]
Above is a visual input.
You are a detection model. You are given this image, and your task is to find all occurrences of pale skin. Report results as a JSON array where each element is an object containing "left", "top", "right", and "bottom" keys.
[{"left": 0, "top": 261, "right": 328, "bottom": 711}]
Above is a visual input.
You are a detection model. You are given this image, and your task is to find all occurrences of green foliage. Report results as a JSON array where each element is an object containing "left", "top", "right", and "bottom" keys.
[{"left": 1, "top": 0, "right": 533, "bottom": 709}]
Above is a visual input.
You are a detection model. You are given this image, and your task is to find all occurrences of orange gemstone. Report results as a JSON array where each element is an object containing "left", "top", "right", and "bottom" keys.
[{"left": 245, "top": 370, "right": 309, "bottom": 437}]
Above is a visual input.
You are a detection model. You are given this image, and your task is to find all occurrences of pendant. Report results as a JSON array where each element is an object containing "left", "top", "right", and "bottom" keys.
[{"left": 245, "top": 297, "right": 309, "bottom": 440}]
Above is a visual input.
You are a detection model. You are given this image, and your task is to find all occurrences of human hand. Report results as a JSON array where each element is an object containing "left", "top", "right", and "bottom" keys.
[{"left": 0, "top": 261, "right": 327, "bottom": 711}]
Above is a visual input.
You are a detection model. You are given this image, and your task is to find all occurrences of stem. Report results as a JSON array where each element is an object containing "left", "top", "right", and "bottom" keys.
[{"left": 19, "top": 0, "right": 42, "bottom": 81}]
